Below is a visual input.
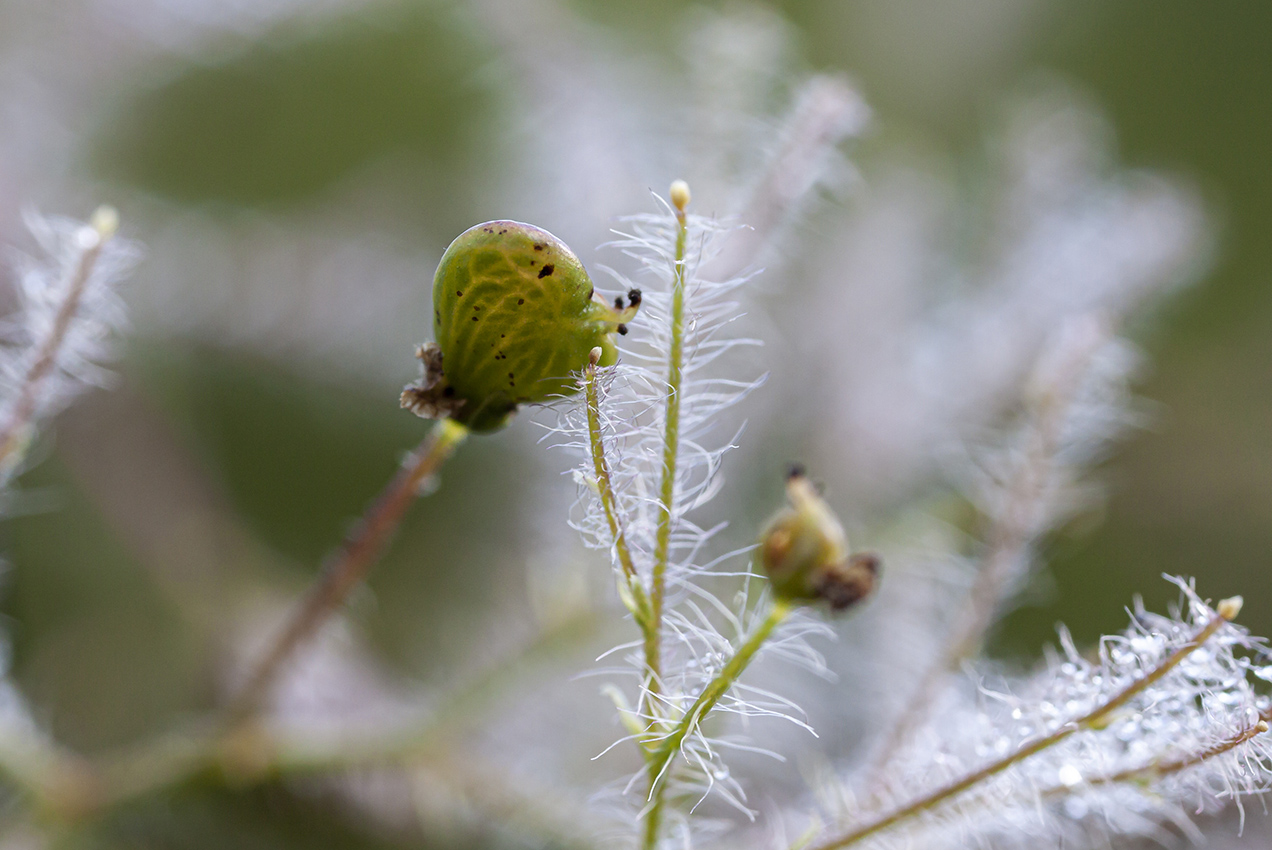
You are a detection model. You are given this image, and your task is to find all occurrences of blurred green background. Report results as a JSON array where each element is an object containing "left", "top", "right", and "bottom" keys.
[{"left": 2, "top": 1, "right": 1271, "bottom": 846}]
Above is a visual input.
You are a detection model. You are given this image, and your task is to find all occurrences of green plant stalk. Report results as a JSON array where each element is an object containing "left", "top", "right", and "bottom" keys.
[
  {"left": 642, "top": 598, "right": 793, "bottom": 850},
  {"left": 584, "top": 360, "right": 651, "bottom": 628},
  {"left": 803, "top": 611, "right": 1231, "bottom": 850},
  {"left": 647, "top": 206, "right": 689, "bottom": 700}
]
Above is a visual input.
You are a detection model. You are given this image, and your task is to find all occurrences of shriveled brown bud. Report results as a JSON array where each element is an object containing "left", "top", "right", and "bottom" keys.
[{"left": 759, "top": 470, "right": 879, "bottom": 611}]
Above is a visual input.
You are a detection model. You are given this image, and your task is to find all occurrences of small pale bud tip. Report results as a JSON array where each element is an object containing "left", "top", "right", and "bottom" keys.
[
  {"left": 1257, "top": 720, "right": 1269, "bottom": 734},
  {"left": 587, "top": 346, "right": 603, "bottom": 367},
  {"left": 1217, "top": 595, "right": 1243, "bottom": 621},
  {"left": 670, "top": 180, "right": 691, "bottom": 213},
  {"left": 90, "top": 205, "right": 119, "bottom": 240}
]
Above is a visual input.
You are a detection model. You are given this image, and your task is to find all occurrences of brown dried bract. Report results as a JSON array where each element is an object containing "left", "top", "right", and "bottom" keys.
[{"left": 400, "top": 343, "right": 465, "bottom": 420}]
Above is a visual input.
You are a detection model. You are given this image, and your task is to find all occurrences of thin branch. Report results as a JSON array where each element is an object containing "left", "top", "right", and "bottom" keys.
[
  {"left": 1042, "top": 713, "right": 1271, "bottom": 798},
  {"left": 804, "top": 608, "right": 1234, "bottom": 850},
  {"left": 227, "top": 419, "right": 469, "bottom": 721},
  {"left": 0, "top": 210, "right": 115, "bottom": 476},
  {"left": 584, "top": 354, "right": 649, "bottom": 617}
]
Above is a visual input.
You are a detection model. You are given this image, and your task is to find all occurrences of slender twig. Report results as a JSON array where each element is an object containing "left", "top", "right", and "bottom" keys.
[
  {"left": 1041, "top": 713, "right": 1271, "bottom": 798},
  {"left": 0, "top": 210, "right": 115, "bottom": 475},
  {"left": 584, "top": 353, "right": 649, "bottom": 620},
  {"left": 804, "top": 607, "right": 1234, "bottom": 850},
  {"left": 228, "top": 419, "right": 468, "bottom": 721}
]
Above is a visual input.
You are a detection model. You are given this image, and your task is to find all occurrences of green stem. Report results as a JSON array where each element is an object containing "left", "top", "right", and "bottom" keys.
[
  {"left": 648, "top": 206, "right": 689, "bottom": 698},
  {"left": 642, "top": 598, "right": 792, "bottom": 850},
  {"left": 584, "top": 360, "right": 649, "bottom": 624},
  {"left": 803, "top": 611, "right": 1231, "bottom": 850}
]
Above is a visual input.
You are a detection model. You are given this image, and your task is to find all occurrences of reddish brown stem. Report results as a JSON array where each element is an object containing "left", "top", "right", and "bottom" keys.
[{"left": 228, "top": 420, "right": 468, "bottom": 721}]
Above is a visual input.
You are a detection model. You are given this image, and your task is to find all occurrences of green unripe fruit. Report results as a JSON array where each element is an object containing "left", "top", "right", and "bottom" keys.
[
  {"left": 759, "top": 470, "right": 880, "bottom": 611},
  {"left": 402, "top": 221, "right": 639, "bottom": 432}
]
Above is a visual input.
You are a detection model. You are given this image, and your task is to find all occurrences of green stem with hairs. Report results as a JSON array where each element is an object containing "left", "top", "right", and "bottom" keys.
[
  {"left": 584, "top": 358, "right": 651, "bottom": 629},
  {"left": 643, "top": 598, "right": 792, "bottom": 850},
  {"left": 647, "top": 202, "right": 689, "bottom": 695}
]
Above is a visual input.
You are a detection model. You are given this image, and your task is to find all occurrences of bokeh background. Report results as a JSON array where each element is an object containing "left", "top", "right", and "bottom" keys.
[{"left": 1, "top": 1, "right": 1270, "bottom": 847}]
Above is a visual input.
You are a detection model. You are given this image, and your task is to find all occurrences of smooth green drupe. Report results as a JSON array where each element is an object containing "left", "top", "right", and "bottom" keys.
[{"left": 423, "top": 221, "right": 632, "bottom": 432}]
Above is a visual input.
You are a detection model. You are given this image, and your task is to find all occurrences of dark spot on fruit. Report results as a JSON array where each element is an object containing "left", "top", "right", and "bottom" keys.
[
  {"left": 628, "top": 288, "right": 642, "bottom": 305},
  {"left": 534, "top": 243, "right": 545, "bottom": 251},
  {"left": 518, "top": 298, "right": 525, "bottom": 305},
  {"left": 435, "top": 310, "right": 440, "bottom": 321},
  {"left": 473, "top": 305, "right": 480, "bottom": 310},
  {"left": 471, "top": 316, "right": 479, "bottom": 321},
  {"left": 538, "top": 264, "right": 554, "bottom": 279},
  {"left": 587, "top": 286, "right": 594, "bottom": 300},
  {"left": 617, "top": 323, "right": 628, "bottom": 335},
  {"left": 456, "top": 290, "right": 463, "bottom": 297},
  {"left": 508, "top": 372, "right": 515, "bottom": 378},
  {"left": 500, "top": 333, "right": 506, "bottom": 338},
  {"left": 443, "top": 386, "right": 455, "bottom": 398}
]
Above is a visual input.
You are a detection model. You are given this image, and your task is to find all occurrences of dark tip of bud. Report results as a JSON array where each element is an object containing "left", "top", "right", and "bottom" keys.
[
  {"left": 617, "top": 324, "right": 628, "bottom": 336},
  {"left": 815, "top": 552, "right": 880, "bottom": 612},
  {"left": 614, "top": 295, "right": 625, "bottom": 309},
  {"left": 787, "top": 463, "right": 807, "bottom": 480},
  {"left": 627, "top": 288, "right": 642, "bottom": 306}
]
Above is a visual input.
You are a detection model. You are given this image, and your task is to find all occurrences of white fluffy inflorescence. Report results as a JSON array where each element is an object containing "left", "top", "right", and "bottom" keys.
[
  {"left": 0, "top": 208, "right": 140, "bottom": 491},
  {"left": 812, "top": 580, "right": 1272, "bottom": 850},
  {"left": 555, "top": 198, "right": 833, "bottom": 841}
]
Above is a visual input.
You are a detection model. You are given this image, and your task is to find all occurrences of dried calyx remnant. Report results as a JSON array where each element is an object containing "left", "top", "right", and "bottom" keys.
[
  {"left": 760, "top": 468, "right": 879, "bottom": 610},
  {"left": 401, "top": 220, "right": 640, "bottom": 433}
]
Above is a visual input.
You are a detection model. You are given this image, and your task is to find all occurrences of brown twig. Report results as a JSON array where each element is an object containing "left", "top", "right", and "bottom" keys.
[
  {"left": 227, "top": 419, "right": 468, "bottom": 721},
  {"left": 0, "top": 212, "right": 115, "bottom": 475}
]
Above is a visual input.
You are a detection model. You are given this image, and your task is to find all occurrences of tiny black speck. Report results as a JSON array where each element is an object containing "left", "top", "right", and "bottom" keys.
[
  {"left": 471, "top": 316, "right": 479, "bottom": 321},
  {"left": 518, "top": 298, "right": 525, "bottom": 305},
  {"left": 456, "top": 290, "right": 463, "bottom": 297},
  {"left": 538, "top": 264, "right": 554, "bottom": 279},
  {"left": 617, "top": 323, "right": 628, "bottom": 335}
]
